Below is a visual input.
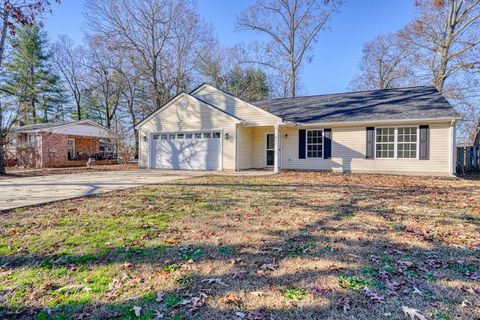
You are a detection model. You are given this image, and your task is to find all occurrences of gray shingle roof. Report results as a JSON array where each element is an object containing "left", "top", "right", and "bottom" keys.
[
  {"left": 10, "top": 122, "right": 78, "bottom": 133},
  {"left": 253, "top": 86, "right": 461, "bottom": 124}
]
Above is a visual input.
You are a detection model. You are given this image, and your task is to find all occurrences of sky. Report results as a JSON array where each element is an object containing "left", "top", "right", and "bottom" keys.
[{"left": 43, "top": 0, "right": 415, "bottom": 95}]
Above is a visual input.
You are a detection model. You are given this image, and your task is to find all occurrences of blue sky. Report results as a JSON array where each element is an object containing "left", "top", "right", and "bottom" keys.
[{"left": 44, "top": 0, "right": 414, "bottom": 95}]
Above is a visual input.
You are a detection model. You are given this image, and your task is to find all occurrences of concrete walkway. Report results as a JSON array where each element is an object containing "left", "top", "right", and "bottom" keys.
[{"left": 0, "top": 170, "right": 207, "bottom": 211}]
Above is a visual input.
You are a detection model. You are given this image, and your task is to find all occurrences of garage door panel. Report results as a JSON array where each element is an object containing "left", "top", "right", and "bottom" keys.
[{"left": 151, "top": 132, "right": 221, "bottom": 170}]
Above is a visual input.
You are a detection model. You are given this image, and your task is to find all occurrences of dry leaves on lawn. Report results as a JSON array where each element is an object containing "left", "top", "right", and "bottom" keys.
[{"left": 401, "top": 306, "right": 427, "bottom": 320}]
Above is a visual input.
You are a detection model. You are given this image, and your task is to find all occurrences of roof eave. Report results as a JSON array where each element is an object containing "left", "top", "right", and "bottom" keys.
[{"left": 283, "top": 116, "right": 463, "bottom": 127}]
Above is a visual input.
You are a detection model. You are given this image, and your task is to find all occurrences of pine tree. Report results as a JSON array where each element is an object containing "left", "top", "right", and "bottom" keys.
[{"left": 1, "top": 25, "right": 64, "bottom": 124}]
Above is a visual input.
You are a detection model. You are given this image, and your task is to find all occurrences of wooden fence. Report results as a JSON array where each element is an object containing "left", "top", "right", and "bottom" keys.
[{"left": 457, "top": 145, "right": 480, "bottom": 175}]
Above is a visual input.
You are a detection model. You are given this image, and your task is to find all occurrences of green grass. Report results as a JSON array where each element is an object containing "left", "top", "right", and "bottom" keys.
[
  {"left": 1, "top": 172, "right": 479, "bottom": 320},
  {"left": 284, "top": 288, "right": 307, "bottom": 301},
  {"left": 339, "top": 274, "right": 377, "bottom": 291}
]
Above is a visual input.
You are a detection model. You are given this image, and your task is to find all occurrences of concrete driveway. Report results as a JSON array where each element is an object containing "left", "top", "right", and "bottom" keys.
[{"left": 0, "top": 170, "right": 206, "bottom": 211}]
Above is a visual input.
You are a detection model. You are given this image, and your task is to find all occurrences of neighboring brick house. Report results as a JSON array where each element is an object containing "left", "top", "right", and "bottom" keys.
[{"left": 7, "top": 120, "right": 117, "bottom": 168}]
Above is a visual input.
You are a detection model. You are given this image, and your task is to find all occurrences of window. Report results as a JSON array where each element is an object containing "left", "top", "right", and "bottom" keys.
[
  {"left": 375, "top": 127, "right": 418, "bottom": 159},
  {"left": 397, "top": 127, "right": 417, "bottom": 158},
  {"left": 168, "top": 134, "right": 176, "bottom": 139},
  {"left": 177, "top": 133, "right": 185, "bottom": 139},
  {"left": 203, "top": 132, "right": 211, "bottom": 139},
  {"left": 194, "top": 133, "right": 202, "bottom": 139},
  {"left": 375, "top": 128, "right": 395, "bottom": 158},
  {"left": 160, "top": 134, "right": 168, "bottom": 140},
  {"left": 185, "top": 133, "right": 193, "bottom": 139},
  {"left": 212, "top": 132, "right": 220, "bottom": 139},
  {"left": 8, "top": 137, "right": 17, "bottom": 149},
  {"left": 67, "top": 138, "right": 75, "bottom": 160},
  {"left": 306, "top": 130, "right": 323, "bottom": 158},
  {"left": 28, "top": 134, "right": 38, "bottom": 148},
  {"left": 153, "top": 134, "right": 160, "bottom": 140}
]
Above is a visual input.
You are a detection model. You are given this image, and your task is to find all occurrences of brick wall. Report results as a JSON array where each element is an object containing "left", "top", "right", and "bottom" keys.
[
  {"left": 42, "top": 132, "right": 69, "bottom": 167},
  {"left": 41, "top": 133, "right": 100, "bottom": 167}
]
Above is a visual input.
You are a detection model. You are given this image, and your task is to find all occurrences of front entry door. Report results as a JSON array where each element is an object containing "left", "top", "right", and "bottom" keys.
[{"left": 266, "top": 133, "right": 275, "bottom": 166}]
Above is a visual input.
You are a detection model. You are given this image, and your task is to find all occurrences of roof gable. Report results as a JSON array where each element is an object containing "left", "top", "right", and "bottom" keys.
[
  {"left": 135, "top": 92, "right": 243, "bottom": 129},
  {"left": 191, "top": 84, "right": 281, "bottom": 125},
  {"left": 253, "top": 86, "right": 461, "bottom": 124}
]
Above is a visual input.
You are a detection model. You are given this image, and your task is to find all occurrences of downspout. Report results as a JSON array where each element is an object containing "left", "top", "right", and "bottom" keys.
[
  {"left": 235, "top": 124, "right": 239, "bottom": 171},
  {"left": 450, "top": 120, "right": 456, "bottom": 176}
]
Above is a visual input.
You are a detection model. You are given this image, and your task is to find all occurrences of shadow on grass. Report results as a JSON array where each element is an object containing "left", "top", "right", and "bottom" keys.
[{"left": 0, "top": 177, "right": 479, "bottom": 319}]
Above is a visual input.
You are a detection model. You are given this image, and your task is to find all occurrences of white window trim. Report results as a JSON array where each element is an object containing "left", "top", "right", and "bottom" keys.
[
  {"left": 305, "top": 129, "right": 324, "bottom": 159},
  {"left": 374, "top": 126, "right": 420, "bottom": 160}
]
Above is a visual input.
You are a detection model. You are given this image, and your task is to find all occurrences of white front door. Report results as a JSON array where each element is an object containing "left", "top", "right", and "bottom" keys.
[{"left": 151, "top": 131, "right": 222, "bottom": 170}]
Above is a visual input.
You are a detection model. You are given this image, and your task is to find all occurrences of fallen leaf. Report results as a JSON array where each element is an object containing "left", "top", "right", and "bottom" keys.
[
  {"left": 259, "top": 263, "right": 277, "bottom": 271},
  {"left": 246, "top": 308, "right": 271, "bottom": 320},
  {"left": 201, "top": 278, "right": 227, "bottom": 286},
  {"left": 306, "top": 284, "right": 334, "bottom": 297},
  {"left": 221, "top": 292, "right": 243, "bottom": 307},
  {"left": 232, "top": 270, "right": 247, "bottom": 279},
  {"left": 156, "top": 292, "right": 166, "bottom": 302},
  {"left": 132, "top": 306, "right": 141, "bottom": 317},
  {"left": 401, "top": 306, "right": 427, "bottom": 320},
  {"left": 233, "top": 311, "right": 246, "bottom": 319},
  {"left": 363, "top": 286, "right": 385, "bottom": 303},
  {"left": 250, "top": 291, "right": 267, "bottom": 297},
  {"left": 461, "top": 299, "right": 472, "bottom": 308},
  {"left": 334, "top": 297, "right": 350, "bottom": 313}
]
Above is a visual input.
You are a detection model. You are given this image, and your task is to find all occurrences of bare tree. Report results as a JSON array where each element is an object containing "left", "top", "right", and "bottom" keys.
[
  {"left": 350, "top": 33, "right": 414, "bottom": 90},
  {"left": 236, "top": 0, "right": 341, "bottom": 97},
  {"left": 53, "top": 35, "right": 87, "bottom": 120},
  {"left": 83, "top": 36, "right": 125, "bottom": 128},
  {"left": 399, "top": 0, "right": 480, "bottom": 91},
  {"left": 84, "top": 0, "right": 215, "bottom": 109}
]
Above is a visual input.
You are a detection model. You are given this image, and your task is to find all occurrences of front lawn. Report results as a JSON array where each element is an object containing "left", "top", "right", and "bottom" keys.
[{"left": 0, "top": 172, "right": 479, "bottom": 319}]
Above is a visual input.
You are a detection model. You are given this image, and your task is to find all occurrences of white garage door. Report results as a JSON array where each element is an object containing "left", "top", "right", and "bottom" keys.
[{"left": 150, "top": 131, "right": 222, "bottom": 170}]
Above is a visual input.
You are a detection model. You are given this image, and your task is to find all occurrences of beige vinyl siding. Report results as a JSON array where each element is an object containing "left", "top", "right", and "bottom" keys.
[
  {"left": 280, "top": 122, "right": 453, "bottom": 176},
  {"left": 237, "top": 126, "right": 253, "bottom": 169},
  {"left": 138, "top": 95, "right": 237, "bottom": 170},
  {"left": 192, "top": 85, "right": 280, "bottom": 126}
]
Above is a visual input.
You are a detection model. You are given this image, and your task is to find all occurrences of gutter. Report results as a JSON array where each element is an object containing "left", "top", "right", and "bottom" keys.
[{"left": 281, "top": 117, "right": 463, "bottom": 128}]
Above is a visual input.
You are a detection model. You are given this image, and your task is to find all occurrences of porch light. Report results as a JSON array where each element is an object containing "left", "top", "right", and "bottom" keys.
[
  {"left": 143, "top": 135, "right": 147, "bottom": 142},
  {"left": 284, "top": 133, "right": 288, "bottom": 138},
  {"left": 225, "top": 133, "right": 230, "bottom": 140}
]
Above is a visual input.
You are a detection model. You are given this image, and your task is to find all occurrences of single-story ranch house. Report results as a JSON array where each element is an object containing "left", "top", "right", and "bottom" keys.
[
  {"left": 7, "top": 120, "right": 116, "bottom": 168},
  {"left": 136, "top": 84, "right": 462, "bottom": 176}
]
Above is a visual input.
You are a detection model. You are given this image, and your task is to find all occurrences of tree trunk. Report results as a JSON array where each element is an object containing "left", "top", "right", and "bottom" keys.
[
  {"left": 76, "top": 99, "right": 82, "bottom": 120},
  {"left": 0, "top": 134, "right": 5, "bottom": 175},
  {"left": 134, "top": 129, "right": 139, "bottom": 159},
  {"left": 0, "top": 107, "right": 5, "bottom": 175},
  {"left": 289, "top": 9, "right": 296, "bottom": 97}
]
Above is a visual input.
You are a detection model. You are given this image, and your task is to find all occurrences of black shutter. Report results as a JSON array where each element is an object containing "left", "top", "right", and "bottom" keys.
[
  {"left": 324, "top": 129, "right": 332, "bottom": 159},
  {"left": 366, "top": 127, "right": 374, "bottom": 159},
  {"left": 419, "top": 125, "right": 429, "bottom": 160},
  {"left": 299, "top": 129, "right": 306, "bottom": 159}
]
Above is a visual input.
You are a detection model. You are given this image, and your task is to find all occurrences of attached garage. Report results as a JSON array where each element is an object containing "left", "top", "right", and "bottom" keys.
[
  {"left": 150, "top": 131, "right": 222, "bottom": 170},
  {"left": 136, "top": 93, "right": 241, "bottom": 171}
]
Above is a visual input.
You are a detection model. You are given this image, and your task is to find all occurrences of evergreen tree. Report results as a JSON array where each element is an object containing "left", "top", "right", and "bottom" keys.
[{"left": 1, "top": 25, "right": 64, "bottom": 124}]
